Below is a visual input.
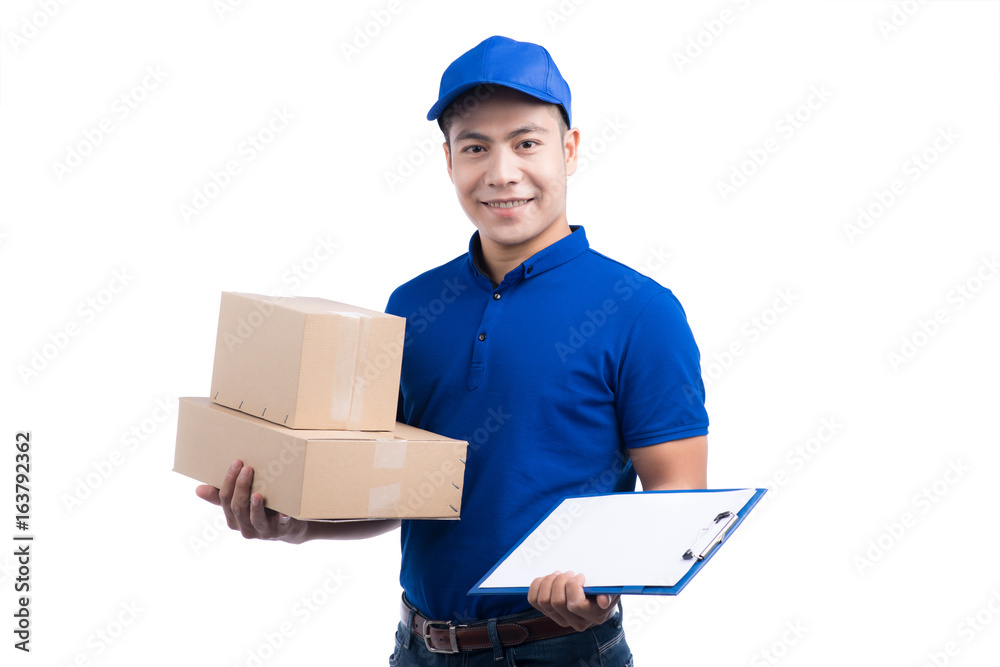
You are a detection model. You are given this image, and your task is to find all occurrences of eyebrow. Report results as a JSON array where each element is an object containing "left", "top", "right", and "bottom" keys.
[{"left": 454, "top": 123, "right": 550, "bottom": 144}]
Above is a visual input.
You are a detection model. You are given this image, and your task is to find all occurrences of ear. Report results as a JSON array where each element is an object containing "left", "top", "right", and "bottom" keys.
[
  {"left": 444, "top": 141, "right": 454, "bottom": 184},
  {"left": 563, "top": 128, "right": 581, "bottom": 177}
]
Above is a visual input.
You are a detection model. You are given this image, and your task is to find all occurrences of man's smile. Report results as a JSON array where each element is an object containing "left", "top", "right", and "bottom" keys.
[{"left": 484, "top": 198, "right": 533, "bottom": 209}]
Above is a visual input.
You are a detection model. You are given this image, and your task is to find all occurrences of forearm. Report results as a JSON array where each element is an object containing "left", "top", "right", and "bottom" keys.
[
  {"left": 642, "top": 480, "right": 705, "bottom": 491},
  {"left": 293, "top": 518, "right": 401, "bottom": 543}
]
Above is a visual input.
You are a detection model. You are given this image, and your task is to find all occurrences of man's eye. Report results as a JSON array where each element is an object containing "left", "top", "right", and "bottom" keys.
[
  {"left": 519, "top": 140, "right": 538, "bottom": 149},
  {"left": 463, "top": 145, "right": 485, "bottom": 153}
]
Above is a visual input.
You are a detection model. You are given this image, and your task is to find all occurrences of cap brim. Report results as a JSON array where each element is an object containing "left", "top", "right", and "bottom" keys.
[{"left": 427, "top": 81, "right": 563, "bottom": 121}]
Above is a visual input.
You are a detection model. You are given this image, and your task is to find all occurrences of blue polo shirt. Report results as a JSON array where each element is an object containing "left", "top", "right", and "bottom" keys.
[{"left": 385, "top": 226, "right": 708, "bottom": 623}]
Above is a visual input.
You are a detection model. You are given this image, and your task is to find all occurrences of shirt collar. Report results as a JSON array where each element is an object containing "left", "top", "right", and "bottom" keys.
[{"left": 467, "top": 226, "right": 590, "bottom": 285}]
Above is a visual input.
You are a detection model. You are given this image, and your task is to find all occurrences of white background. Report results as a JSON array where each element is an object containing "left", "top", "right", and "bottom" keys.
[{"left": 2, "top": 1, "right": 999, "bottom": 665}]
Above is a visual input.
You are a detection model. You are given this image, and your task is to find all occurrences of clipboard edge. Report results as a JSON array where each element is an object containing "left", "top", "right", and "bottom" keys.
[{"left": 467, "top": 487, "right": 768, "bottom": 597}]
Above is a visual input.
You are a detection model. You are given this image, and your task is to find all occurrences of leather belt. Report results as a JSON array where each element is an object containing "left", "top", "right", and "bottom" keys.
[{"left": 401, "top": 595, "right": 580, "bottom": 654}]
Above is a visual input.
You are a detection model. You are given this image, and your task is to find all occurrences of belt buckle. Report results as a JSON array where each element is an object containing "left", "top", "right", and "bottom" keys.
[{"left": 422, "top": 620, "right": 459, "bottom": 654}]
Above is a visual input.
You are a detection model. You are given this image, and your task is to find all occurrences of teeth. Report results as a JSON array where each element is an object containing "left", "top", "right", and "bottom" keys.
[{"left": 486, "top": 199, "right": 529, "bottom": 209}]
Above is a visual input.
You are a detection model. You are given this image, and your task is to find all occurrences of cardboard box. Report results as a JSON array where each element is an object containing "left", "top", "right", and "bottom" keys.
[
  {"left": 210, "top": 292, "right": 405, "bottom": 431},
  {"left": 174, "top": 397, "right": 466, "bottom": 520}
]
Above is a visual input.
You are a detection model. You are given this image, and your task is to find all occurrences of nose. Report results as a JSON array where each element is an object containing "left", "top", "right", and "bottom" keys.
[{"left": 485, "top": 146, "right": 521, "bottom": 188}]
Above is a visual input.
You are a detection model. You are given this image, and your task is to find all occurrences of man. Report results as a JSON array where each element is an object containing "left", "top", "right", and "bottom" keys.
[{"left": 197, "top": 36, "right": 708, "bottom": 665}]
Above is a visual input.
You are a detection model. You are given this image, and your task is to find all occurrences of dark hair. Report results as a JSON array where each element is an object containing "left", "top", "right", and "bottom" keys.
[{"left": 438, "top": 84, "right": 569, "bottom": 146}]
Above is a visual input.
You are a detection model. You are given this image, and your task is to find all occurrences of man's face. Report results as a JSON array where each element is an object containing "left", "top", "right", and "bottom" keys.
[{"left": 443, "top": 88, "right": 579, "bottom": 257}]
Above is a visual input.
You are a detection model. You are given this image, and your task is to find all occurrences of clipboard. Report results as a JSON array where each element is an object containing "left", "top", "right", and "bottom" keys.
[{"left": 469, "top": 488, "right": 767, "bottom": 596}]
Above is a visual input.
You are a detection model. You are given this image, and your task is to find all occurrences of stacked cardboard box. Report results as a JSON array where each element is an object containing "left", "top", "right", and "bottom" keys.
[{"left": 174, "top": 292, "right": 467, "bottom": 521}]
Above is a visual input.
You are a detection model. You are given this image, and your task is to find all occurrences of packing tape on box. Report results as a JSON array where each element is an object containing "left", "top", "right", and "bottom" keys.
[
  {"left": 328, "top": 311, "right": 370, "bottom": 427},
  {"left": 368, "top": 482, "right": 401, "bottom": 516},
  {"left": 373, "top": 440, "right": 406, "bottom": 469},
  {"left": 349, "top": 315, "right": 371, "bottom": 428}
]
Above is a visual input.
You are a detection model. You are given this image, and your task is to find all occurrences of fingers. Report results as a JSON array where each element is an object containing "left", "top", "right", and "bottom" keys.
[
  {"left": 564, "top": 573, "right": 588, "bottom": 615},
  {"left": 230, "top": 465, "right": 256, "bottom": 538},
  {"left": 596, "top": 593, "right": 621, "bottom": 610},
  {"left": 208, "top": 459, "right": 296, "bottom": 542},
  {"left": 249, "top": 493, "right": 272, "bottom": 535},
  {"left": 561, "top": 573, "right": 592, "bottom": 631},
  {"left": 218, "top": 459, "right": 243, "bottom": 530},
  {"left": 528, "top": 571, "right": 613, "bottom": 632},
  {"left": 529, "top": 571, "right": 583, "bottom": 630},
  {"left": 527, "top": 570, "right": 559, "bottom": 614},
  {"left": 545, "top": 571, "right": 572, "bottom": 623},
  {"left": 195, "top": 484, "right": 221, "bottom": 505}
]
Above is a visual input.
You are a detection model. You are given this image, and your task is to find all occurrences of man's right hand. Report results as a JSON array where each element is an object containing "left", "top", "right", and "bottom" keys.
[
  {"left": 194, "top": 458, "right": 402, "bottom": 543},
  {"left": 195, "top": 459, "right": 308, "bottom": 544}
]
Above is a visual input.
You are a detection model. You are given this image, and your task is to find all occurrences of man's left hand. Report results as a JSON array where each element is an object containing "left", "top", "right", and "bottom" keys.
[{"left": 527, "top": 571, "right": 620, "bottom": 632}]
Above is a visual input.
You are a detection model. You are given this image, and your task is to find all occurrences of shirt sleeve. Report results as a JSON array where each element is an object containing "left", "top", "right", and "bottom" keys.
[{"left": 616, "top": 290, "right": 709, "bottom": 448}]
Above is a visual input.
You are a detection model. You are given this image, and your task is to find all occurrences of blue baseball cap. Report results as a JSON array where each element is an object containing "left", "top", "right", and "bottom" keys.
[{"left": 427, "top": 35, "right": 572, "bottom": 127}]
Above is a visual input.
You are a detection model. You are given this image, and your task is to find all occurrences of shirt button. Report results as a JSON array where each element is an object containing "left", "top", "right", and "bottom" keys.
[
  {"left": 493, "top": 292, "right": 501, "bottom": 300},
  {"left": 478, "top": 333, "right": 487, "bottom": 341},
  {"left": 526, "top": 265, "right": 534, "bottom": 274}
]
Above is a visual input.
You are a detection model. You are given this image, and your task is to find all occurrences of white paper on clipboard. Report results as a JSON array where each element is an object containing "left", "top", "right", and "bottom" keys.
[{"left": 470, "top": 488, "right": 762, "bottom": 595}]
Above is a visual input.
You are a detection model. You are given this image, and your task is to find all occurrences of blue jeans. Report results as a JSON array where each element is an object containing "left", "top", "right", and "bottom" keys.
[{"left": 388, "top": 599, "right": 634, "bottom": 666}]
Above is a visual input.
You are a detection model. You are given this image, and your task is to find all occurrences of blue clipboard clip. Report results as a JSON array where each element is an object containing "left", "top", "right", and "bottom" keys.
[{"left": 683, "top": 510, "right": 739, "bottom": 561}]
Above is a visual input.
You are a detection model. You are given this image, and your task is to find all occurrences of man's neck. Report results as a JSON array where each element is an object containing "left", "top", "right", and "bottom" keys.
[{"left": 476, "top": 223, "right": 572, "bottom": 285}]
